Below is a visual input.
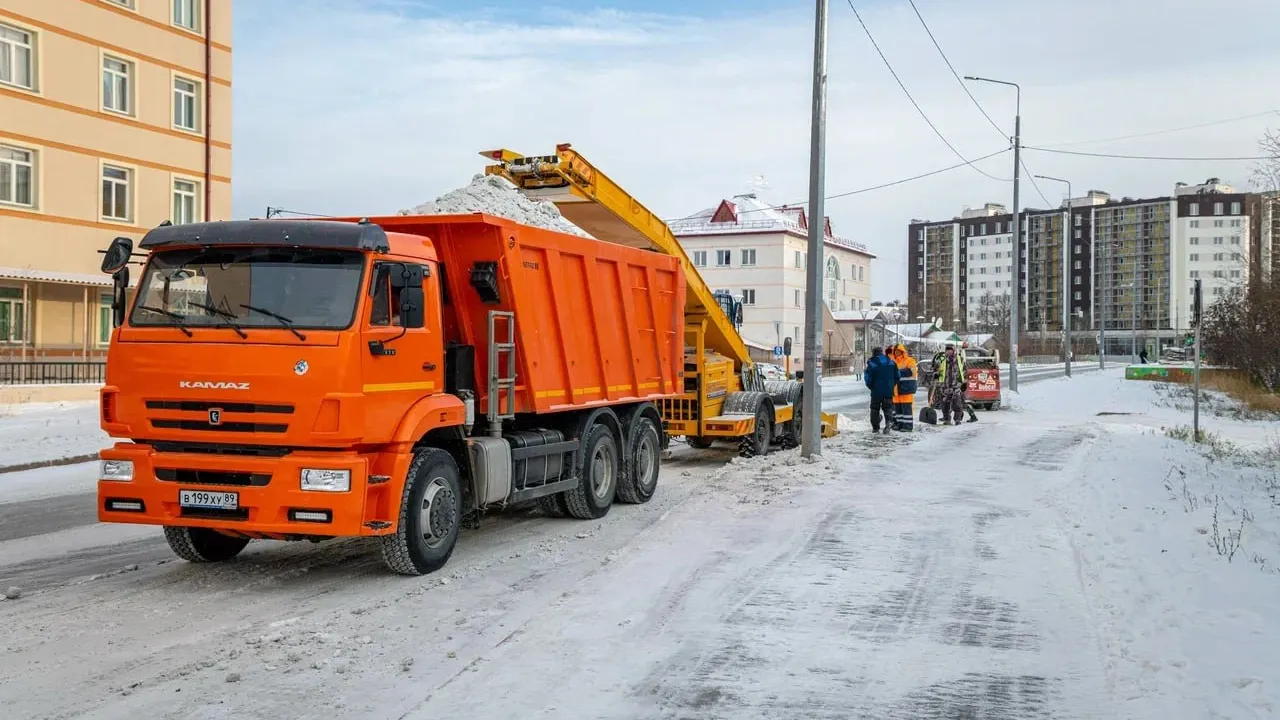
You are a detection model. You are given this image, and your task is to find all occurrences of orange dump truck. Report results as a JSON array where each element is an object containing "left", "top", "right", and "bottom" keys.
[{"left": 95, "top": 214, "right": 684, "bottom": 575}]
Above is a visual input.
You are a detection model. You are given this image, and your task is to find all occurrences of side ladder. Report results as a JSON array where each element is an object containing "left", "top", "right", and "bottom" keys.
[{"left": 486, "top": 311, "right": 516, "bottom": 437}]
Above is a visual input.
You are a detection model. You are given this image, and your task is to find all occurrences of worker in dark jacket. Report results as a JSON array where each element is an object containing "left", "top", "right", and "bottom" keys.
[
  {"left": 864, "top": 347, "right": 898, "bottom": 435},
  {"left": 933, "top": 345, "right": 967, "bottom": 425}
]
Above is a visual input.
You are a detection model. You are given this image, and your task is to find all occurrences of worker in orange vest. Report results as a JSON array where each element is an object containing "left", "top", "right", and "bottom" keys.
[{"left": 889, "top": 344, "right": 918, "bottom": 431}]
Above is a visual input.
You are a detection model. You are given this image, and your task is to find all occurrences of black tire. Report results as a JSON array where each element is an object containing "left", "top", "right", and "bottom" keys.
[
  {"left": 381, "top": 448, "right": 463, "bottom": 576},
  {"left": 563, "top": 423, "right": 619, "bottom": 520},
  {"left": 537, "top": 493, "right": 568, "bottom": 517},
  {"left": 617, "top": 416, "right": 661, "bottom": 504},
  {"left": 686, "top": 436, "right": 715, "bottom": 449},
  {"left": 163, "top": 526, "right": 250, "bottom": 563},
  {"left": 739, "top": 404, "right": 772, "bottom": 458}
]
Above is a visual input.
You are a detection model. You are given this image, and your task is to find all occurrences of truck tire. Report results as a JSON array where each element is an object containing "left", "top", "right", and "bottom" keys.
[
  {"left": 381, "top": 448, "right": 463, "bottom": 576},
  {"left": 686, "top": 436, "right": 715, "bottom": 449},
  {"left": 617, "top": 415, "right": 660, "bottom": 504},
  {"left": 538, "top": 493, "right": 568, "bottom": 517},
  {"left": 740, "top": 404, "right": 772, "bottom": 458},
  {"left": 163, "top": 526, "right": 250, "bottom": 563},
  {"left": 563, "top": 423, "right": 619, "bottom": 520}
]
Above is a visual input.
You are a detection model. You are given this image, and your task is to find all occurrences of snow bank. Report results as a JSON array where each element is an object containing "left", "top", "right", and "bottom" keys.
[
  {"left": 399, "top": 174, "right": 591, "bottom": 238},
  {"left": 0, "top": 400, "right": 106, "bottom": 471}
]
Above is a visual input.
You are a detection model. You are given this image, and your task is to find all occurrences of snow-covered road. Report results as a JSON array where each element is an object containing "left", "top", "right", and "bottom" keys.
[{"left": 2, "top": 371, "right": 1278, "bottom": 719}]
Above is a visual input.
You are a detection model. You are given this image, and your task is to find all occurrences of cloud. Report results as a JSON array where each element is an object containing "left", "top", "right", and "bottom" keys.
[{"left": 232, "top": 0, "right": 1280, "bottom": 299}]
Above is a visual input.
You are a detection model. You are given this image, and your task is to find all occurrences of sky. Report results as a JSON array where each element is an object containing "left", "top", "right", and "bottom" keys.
[{"left": 232, "top": 0, "right": 1280, "bottom": 300}]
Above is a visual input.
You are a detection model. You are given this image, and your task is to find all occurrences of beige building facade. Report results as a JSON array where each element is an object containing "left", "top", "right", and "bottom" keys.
[{"left": 0, "top": 0, "right": 231, "bottom": 359}]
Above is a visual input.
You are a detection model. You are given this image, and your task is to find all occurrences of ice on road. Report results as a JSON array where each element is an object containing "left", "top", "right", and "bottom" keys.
[{"left": 1, "top": 370, "right": 1277, "bottom": 719}]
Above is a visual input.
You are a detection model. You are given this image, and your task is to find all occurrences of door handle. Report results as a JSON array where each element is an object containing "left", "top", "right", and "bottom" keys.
[{"left": 423, "top": 362, "right": 437, "bottom": 371}]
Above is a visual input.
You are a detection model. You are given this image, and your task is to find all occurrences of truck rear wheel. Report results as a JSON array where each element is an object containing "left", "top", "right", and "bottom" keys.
[
  {"left": 537, "top": 493, "right": 568, "bottom": 517},
  {"left": 381, "top": 448, "right": 462, "bottom": 576},
  {"left": 163, "top": 526, "right": 250, "bottom": 563},
  {"left": 563, "top": 423, "right": 618, "bottom": 520},
  {"left": 617, "top": 416, "right": 660, "bottom": 504},
  {"left": 740, "top": 405, "right": 772, "bottom": 458}
]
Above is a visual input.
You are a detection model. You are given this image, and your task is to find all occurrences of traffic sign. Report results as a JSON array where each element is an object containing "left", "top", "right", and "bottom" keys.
[{"left": 773, "top": 345, "right": 784, "bottom": 358}]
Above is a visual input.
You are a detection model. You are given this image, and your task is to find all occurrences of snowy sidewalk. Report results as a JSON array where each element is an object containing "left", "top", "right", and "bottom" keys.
[{"left": 0, "top": 400, "right": 106, "bottom": 472}]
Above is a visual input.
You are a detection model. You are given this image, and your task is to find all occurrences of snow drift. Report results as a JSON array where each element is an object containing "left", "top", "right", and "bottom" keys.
[{"left": 399, "top": 174, "right": 591, "bottom": 238}]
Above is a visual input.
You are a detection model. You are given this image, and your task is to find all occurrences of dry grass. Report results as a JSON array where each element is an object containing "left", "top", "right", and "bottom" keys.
[{"left": 1136, "top": 369, "right": 1280, "bottom": 414}]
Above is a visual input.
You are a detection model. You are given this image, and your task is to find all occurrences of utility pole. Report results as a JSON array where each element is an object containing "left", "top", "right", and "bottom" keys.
[
  {"left": 800, "top": 0, "right": 828, "bottom": 459},
  {"left": 965, "top": 76, "right": 1020, "bottom": 391},
  {"left": 1192, "top": 278, "right": 1202, "bottom": 441},
  {"left": 1035, "top": 174, "right": 1073, "bottom": 377}
]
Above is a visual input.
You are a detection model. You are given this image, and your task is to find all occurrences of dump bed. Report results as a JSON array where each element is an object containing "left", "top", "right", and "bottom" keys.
[{"left": 372, "top": 214, "right": 685, "bottom": 415}]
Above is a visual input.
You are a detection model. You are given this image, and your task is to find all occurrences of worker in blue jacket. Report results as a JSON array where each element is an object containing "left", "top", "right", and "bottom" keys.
[{"left": 864, "top": 346, "right": 898, "bottom": 435}]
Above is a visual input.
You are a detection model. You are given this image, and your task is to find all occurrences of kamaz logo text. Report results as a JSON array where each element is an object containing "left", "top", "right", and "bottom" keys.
[{"left": 180, "top": 381, "right": 250, "bottom": 390}]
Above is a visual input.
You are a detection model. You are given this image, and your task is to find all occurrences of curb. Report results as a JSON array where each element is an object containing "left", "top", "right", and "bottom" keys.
[{"left": 0, "top": 453, "right": 98, "bottom": 476}]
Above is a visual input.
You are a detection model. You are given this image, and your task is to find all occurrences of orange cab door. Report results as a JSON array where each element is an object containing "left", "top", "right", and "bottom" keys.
[{"left": 360, "top": 260, "right": 445, "bottom": 436}]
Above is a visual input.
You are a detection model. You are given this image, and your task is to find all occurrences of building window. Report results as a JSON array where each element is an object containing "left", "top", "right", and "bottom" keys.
[
  {"left": 794, "top": 250, "right": 803, "bottom": 268},
  {"left": 1213, "top": 202, "right": 1223, "bottom": 216},
  {"left": 173, "top": 0, "right": 201, "bottom": 32},
  {"left": 979, "top": 223, "right": 987, "bottom": 235},
  {"left": 1074, "top": 229, "right": 1082, "bottom": 239},
  {"left": 1073, "top": 276, "right": 1081, "bottom": 285},
  {"left": 1231, "top": 270, "right": 1241, "bottom": 279},
  {"left": 0, "top": 287, "right": 24, "bottom": 343},
  {"left": 1074, "top": 244, "right": 1081, "bottom": 255},
  {"left": 1189, "top": 253, "right": 1199, "bottom": 262},
  {"left": 1073, "top": 260, "right": 1081, "bottom": 270},
  {"left": 691, "top": 250, "right": 706, "bottom": 267},
  {"left": 101, "top": 164, "right": 131, "bottom": 221},
  {"left": 1214, "top": 236, "right": 1224, "bottom": 245},
  {"left": 1074, "top": 291, "right": 1081, "bottom": 300},
  {"left": 173, "top": 76, "right": 201, "bottom": 131},
  {"left": 1213, "top": 219, "right": 1224, "bottom": 228},
  {"left": 98, "top": 293, "right": 113, "bottom": 345},
  {"left": 917, "top": 257, "right": 923, "bottom": 266},
  {"left": 1190, "top": 237, "right": 1199, "bottom": 245},
  {"left": 1074, "top": 214, "right": 1082, "bottom": 227},
  {"left": 172, "top": 178, "right": 200, "bottom": 224},
  {"left": 1213, "top": 270, "right": 1225, "bottom": 279},
  {"left": 794, "top": 289, "right": 802, "bottom": 307},
  {"left": 1189, "top": 270, "right": 1199, "bottom": 278},
  {"left": 104, "top": 0, "right": 136, "bottom": 7},
  {"left": 793, "top": 327, "right": 799, "bottom": 343},
  {"left": 102, "top": 55, "right": 133, "bottom": 114},
  {"left": 1230, "top": 236, "right": 1241, "bottom": 245},
  {"left": 740, "top": 248, "right": 756, "bottom": 266},
  {"left": 1231, "top": 201, "right": 1241, "bottom": 215},
  {"left": 1232, "top": 252, "right": 1242, "bottom": 262},
  {"left": 1213, "top": 253, "right": 1224, "bottom": 261},
  {"left": 0, "top": 145, "right": 34, "bottom": 207},
  {"left": 1190, "top": 220, "right": 1199, "bottom": 228},
  {"left": 856, "top": 265, "right": 864, "bottom": 282},
  {"left": 715, "top": 250, "right": 731, "bottom": 267},
  {"left": 0, "top": 23, "right": 35, "bottom": 90},
  {"left": 1230, "top": 219, "right": 1242, "bottom": 228},
  {"left": 1213, "top": 287, "right": 1224, "bottom": 296},
  {"left": 1189, "top": 203, "right": 1199, "bottom": 216},
  {"left": 741, "top": 289, "right": 756, "bottom": 305}
]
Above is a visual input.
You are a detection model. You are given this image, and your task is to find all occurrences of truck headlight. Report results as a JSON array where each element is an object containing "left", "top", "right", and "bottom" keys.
[
  {"left": 100, "top": 459, "right": 134, "bottom": 482},
  {"left": 301, "top": 468, "right": 351, "bottom": 492}
]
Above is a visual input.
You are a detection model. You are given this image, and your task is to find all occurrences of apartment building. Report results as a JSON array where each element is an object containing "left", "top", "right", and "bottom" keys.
[
  {"left": 0, "top": 0, "right": 232, "bottom": 358},
  {"left": 670, "top": 193, "right": 875, "bottom": 366},
  {"left": 907, "top": 180, "right": 1266, "bottom": 353}
]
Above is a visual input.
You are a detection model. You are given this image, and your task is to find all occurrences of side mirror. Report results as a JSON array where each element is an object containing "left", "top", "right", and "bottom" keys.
[
  {"left": 400, "top": 287, "right": 425, "bottom": 329},
  {"left": 391, "top": 264, "right": 424, "bottom": 290},
  {"left": 101, "top": 237, "right": 133, "bottom": 274},
  {"left": 112, "top": 266, "right": 130, "bottom": 327}
]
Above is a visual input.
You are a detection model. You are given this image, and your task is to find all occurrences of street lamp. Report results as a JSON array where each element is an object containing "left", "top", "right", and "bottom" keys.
[
  {"left": 1034, "top": 174, "right": 1073, "bottom": 379},
  {"left": 965, "top": 75, "right": 1021, "bottom": 392}
]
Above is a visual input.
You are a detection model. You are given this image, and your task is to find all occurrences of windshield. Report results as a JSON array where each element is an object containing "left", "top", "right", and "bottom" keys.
[{"left": 129, "top": 246, "right": 366, "bottom": 331}]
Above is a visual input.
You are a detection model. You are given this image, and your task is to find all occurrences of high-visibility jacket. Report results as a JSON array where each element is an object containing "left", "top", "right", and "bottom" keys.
[
  {"left": 891, "top": 348, "right": 918, "bottom": 404},
  {"left": 935, "top": 352, "right": 967, "bottom": 389}
]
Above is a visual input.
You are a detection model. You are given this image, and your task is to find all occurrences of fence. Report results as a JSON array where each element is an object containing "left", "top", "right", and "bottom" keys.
[{"left": 0, "top": 361, "right": 106, "bottom": 386}]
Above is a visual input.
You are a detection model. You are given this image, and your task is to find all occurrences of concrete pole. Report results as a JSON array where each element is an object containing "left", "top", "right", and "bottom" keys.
[{"left": 800, "top": 0, "right": 828, "bottom": 459}]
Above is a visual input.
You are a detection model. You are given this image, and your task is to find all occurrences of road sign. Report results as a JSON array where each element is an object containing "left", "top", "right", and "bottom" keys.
[{"left": 773, "top": 345, "right": 784, "bottom": 358}]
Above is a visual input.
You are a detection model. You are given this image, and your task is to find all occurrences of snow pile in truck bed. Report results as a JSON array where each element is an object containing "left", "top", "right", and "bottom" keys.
[{"left": 400, "top": 174, "right": 592, "bottom": 238}]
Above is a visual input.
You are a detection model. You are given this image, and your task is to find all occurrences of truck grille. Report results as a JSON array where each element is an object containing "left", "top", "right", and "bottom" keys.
[
  {"left": 150, "top": 441, "right": 292, "bottom": 458},
  {"left": 155, "top": 468, "right": 271, "bottom": 487},
  {"left": 147, "top": 398, "right": 294, "bottom": 434}
]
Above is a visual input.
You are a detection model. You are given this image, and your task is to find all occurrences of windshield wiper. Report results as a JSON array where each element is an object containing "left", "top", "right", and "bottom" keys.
[
  {"left": 136, "top": 305, "right": 193, "bottom": 337},
  {"left": 189, "top": 301, "right": 249, "bottom": 339},
  {"left": 239, "top": 304, "right": 307, "bottom": 341}
]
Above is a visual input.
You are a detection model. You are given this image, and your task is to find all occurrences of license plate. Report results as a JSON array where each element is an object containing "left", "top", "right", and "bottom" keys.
[{"left": 179, "top": 489, "right": 239, "bottom": 510}]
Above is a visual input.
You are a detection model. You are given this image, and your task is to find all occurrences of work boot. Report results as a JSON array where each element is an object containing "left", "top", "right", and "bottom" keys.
[
  {"left": 968, "top": 413, "right": 979, "bottom": 423},
  {"left": 882, "top": 426, "right": 891, "bottom": 435}
]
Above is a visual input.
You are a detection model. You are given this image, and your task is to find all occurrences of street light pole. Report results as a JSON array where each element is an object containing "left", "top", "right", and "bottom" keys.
[
  {"left": 1035, "top": 174, "right": 1073, "bottom": 378},
  {"left": 965, "top": 76, "right": 1020, "bottom": 392},
  {"left": 800, "top": 0, "right": 828, "bottom": 459}
]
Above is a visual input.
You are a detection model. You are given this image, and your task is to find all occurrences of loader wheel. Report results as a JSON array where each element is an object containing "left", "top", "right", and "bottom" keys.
[
  {"left": 686, "top": 436, "right": 715, "bottom": 449},
  {"left": 617, "top": 416, "right": 661, "bottom": 504},
  {"left": 537, "top": 493, "right": 568, "bottom": 518},
  {"left": 381, "top": 448, "right": 462, "bottom": 576},
  {"left": 739, "top": 405, "right": 772, "bottom": 458},
  {"left": 163, "top": 526, "right": 250, "bottom": 563},
  {"left": 779, "top": 384, "right": 803, "bottom": 450},
  {"left": 563, "top": 423, "right": 619, "bottom": 520}
]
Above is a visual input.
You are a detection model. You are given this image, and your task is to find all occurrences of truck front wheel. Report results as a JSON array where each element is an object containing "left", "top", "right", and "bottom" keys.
[
  {"left": 381, "top": 448, "right": 462, "bottom": 576},
  {"left": 163, "top": 526, "right": 250, "bottom": 563},
  {"left": 563, "top": 423, "right": 619, "bottom": 520}
]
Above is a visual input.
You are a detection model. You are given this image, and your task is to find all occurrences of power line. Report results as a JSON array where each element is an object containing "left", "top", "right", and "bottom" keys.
[
  {"left": 1020, "top": 159, "right": 1052, "bottom": 206},
  {"left": 1037, "top": 110, "right": 1280, "bottom": 148},
  {"left": 663, "top": 148, "right": 1011, "bottom": 224},
  {"left": 844, "top": 1, "right": 1009, "bottom": 182},
  {"left": 905, "top": 0, "right": 1006, "bottom": 140},
  {"left": 1024, "top": 147, "right": 1278, "bottom": 162}
]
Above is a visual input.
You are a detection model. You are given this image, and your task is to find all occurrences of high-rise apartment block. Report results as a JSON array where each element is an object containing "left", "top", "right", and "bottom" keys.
[
  {"left": 907, "top": 179, "right": 1271, "bottom": 353},
  {"left": 0, "top": 0, "right": 232, "bottom": 358}
]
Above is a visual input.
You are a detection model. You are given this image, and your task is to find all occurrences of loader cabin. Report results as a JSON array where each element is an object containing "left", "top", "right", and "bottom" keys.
[{"left": 95, "top": 216, "right": 683, "bottom": 576}]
